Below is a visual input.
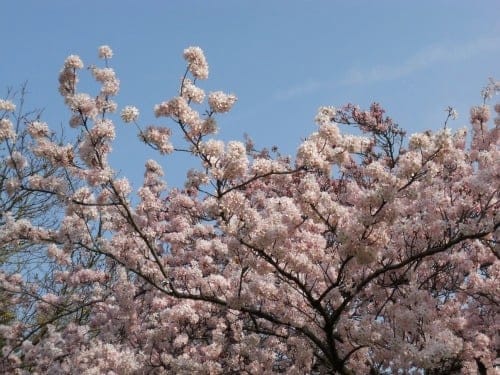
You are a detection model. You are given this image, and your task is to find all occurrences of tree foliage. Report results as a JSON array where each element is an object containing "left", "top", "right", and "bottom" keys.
[{"left": 0, "top": 46, "right": 498, "bottom": 374}]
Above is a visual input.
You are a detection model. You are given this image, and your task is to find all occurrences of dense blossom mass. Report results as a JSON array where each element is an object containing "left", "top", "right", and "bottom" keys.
[{"left": 0, "top": 46, "right": 499, "bottom": 374}]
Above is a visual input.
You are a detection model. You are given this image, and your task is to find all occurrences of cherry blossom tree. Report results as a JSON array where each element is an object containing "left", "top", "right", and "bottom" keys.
[
  {"left": 0, "top": 45, "right": 498, "bottom": 374},
  {"left": 0, "top": 85, "right": 72, "bottom": 344}
]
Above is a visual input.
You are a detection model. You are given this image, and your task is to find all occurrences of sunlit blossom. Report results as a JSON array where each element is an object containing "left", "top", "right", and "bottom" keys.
[
  {"left": 98, "top": 45, "right": 113, "bottom": 59},
  {"left": 208, "top": 91, "right": 237, "bottom": 113},
  {"left": 120, "top": 105, "right": 139, "bottom": 123},
  {"left": 183, "top": 46, "right": 209, "bottom": 80},
  {"left": 0, "top": 99, "right": 16, "bottom": 112}
]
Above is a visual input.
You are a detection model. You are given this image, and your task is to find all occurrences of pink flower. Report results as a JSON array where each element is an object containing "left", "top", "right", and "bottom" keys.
[
  {"left": 120, "top": 106, "right": 139, "bottom": 123},
  {"left": 314, "top": 106, "right": 336, "bottom": 126},
  {"left": 183, "top": 46, "right": 209, "bottom": 79},
  {"left": 470, "top": 105, "right": 490, "bottom": 123},
  {"left": 0, "top": 118, "right": 15, "bottom": 140},
  {"left": 173, "top": 333, "right": 189, "bottom": 348},
  {"left": 154, "top": 97, "right": 200, "bottom": 127},
  {"left": 181, "top": 78, "right": 205, "bottom": 103},
  {"left": 0, "top": 99, "right": 16, "bottom": 112},
  {"left": 6, "top": 151, "right": 28, "bottom": 169},
  {"left": 5, "top": 178, "right": 20, "bottom": 196},
  {"left": 64, "top": 55, "right": 84, "bottom": 69},
  {"left": 208, "top": 91, "right": 237, "bottom": 113},
  {"left": 140, "top": 126, "right": 173, "bottom": 154},
  {"left": 98, "top": 45, "right": 113, "bottom": 59},
  {"left": 66, "top": 93, "right": 98, "bottom": 118},
  {"left": 27, "top": 121, "right": 50, "bottom": 138}
]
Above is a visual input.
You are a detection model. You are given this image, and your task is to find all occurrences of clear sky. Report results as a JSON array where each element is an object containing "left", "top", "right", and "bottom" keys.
[{"left": 1, "top": 1, "right": 499, "bottom": 188}]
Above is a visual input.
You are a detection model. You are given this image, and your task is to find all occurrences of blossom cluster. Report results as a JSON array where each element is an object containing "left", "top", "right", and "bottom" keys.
[
  {"left": 208, "top": 91, "right": 237, "bottom": 113},
  {"left": 120, "top": 105, "right": 139, "bottom": 123},
  {"left": 98, "top": 45, "right": 113, "bottom": 60},
  {"left": 0, "top": 99, "right": 16, "bottom": 112},
  {"left": 0, "top": 118, "right": 15, "bottom": 141},
  {"left": 183, "top": 46, "right": 209, "bottom": 80}
]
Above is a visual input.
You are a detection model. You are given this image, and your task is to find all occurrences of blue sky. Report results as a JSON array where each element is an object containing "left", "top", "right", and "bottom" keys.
[{"left": 1, "top": 1, "right": 499, "bottom": 188}]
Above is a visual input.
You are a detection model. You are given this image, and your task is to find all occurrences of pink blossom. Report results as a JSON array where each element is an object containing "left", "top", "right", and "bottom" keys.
[
  {"left": 0, "top": 99, "right": 16, "bottom": 112},
  {"left": 98, "top": 45, "right": 113, "bottom": 59},
  {"left": 173, "top": 333, "right": 189, "bottom": 348},
  {"left": 140, "top": 126, "right": 173, "bottom": 154},
  {"left": 201, "top": 117, "right": 218, "bottom": 135},
  {"left": 27, "top": 120, "right": 50, "bottom": 138},
  {"left": 314, "top": 105, "right": 336, "bottom": 126},
  {"left": 154, "top": 96, "right": 200, "bottom": 126},
  {"left": 47, "top": 244, "right": 71, "bottom": 265},
  {"left": 5, "top": 178, "right": 20, "bottom": 196},
  {"left": 113, "top": 178, "right": 132, "bottom": 196},
  {"left": 183, "top": 46, "right": 209, "bottom": 79},
  {"left": 100, "top": 78, "right": 120, "bottom": 96},
  {"left": 470, "top": 105, "right": 490, "bottom": 123},
  {"left": 91, "top": 67, "right": 116, "bottom": 83},
  {"left": 28, "top": 174, "right": 68, "bottom": 194},
  {"left": 6, "top": 151, "right": 28, "bottom": 169},
  {"left": 120, "top": 105, "right": 139, "bottom": 123},
  {"left": 66, "top": 93, "right": 98, "bottom": 118},
  {"left": 69, "top": 269, "right": 107, "bottom": 285},
  {"left": 181, "top": 78, "right": 205, "bottom": 103},
  {"left": 222, "top": 141, "right": 248, "bottom": 178},
  {"left": 0, "top": 118, "right": 16, "bottom": 140},
  {"left": 64, "top": 54, "right": 84, "bottom": 69},
  {"left": 32, "top": 139, "right": 74, "bottom": 166},
  {"left": 208, "top": 91, "right": 237, "bottom": 113}
]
